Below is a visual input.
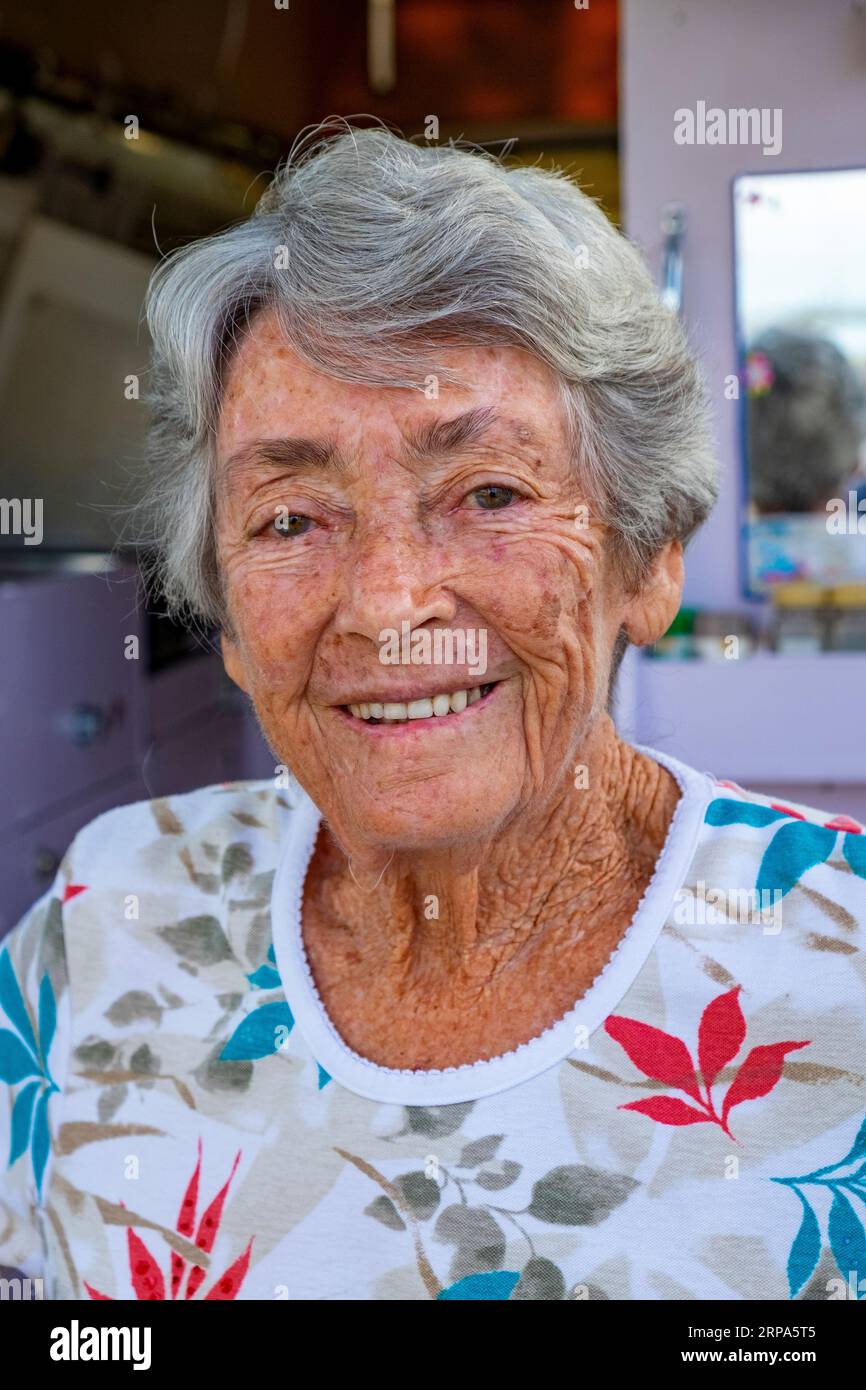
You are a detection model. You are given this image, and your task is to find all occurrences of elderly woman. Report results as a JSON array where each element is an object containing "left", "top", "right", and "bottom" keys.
[{"left": 2, "top": 126, "right": 865, "bottom": 1303}]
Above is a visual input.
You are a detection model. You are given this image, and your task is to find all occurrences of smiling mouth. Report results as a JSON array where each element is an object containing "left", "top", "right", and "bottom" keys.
[{"left": 342, "top": 681, "right": 497, "bottom": 725}]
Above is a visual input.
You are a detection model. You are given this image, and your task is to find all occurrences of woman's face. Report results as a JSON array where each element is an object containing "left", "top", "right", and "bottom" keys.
[{"left": 216, "top": 309, "right": 675, "bottom": 861}]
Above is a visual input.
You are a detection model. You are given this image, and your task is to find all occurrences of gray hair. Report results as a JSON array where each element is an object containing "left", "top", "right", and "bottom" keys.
[
  {"left": 748, "top": 328, "right": 866, "bottom": 513},
  {"left": 134, "top": 120, "right": 717, "bottom": 626}
]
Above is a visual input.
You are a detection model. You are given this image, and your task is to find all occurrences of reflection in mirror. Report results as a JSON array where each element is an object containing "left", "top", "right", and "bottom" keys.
[{"left": 734, "top": 170, "right": 866, "bottom": 612}]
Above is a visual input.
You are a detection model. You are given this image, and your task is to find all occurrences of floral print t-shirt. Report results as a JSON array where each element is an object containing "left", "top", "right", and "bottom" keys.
[{"left": 1, "top": 747, "right": 865, "bottom": 1302}]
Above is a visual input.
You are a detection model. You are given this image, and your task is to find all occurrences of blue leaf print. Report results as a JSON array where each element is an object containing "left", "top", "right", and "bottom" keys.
[
  {"left": 756, "top": 822, "right": 837, "bottom": 900},
  {"left": 0, "top": 1029, "right": 41, "bottom": 1084},
  {"left": 840, "top": 1114, "right": 866, "bottom": 1167},
  {"left": 705, "top": 799, "right": 788, "bottom": 829},
  {"left": 316, "top": 1062, "right": 332, "bottom": 1090},
  {"left": 436, "top": 1270, "right": 522, "bottom": 1300},
  {"left": 786, "top": 1190, "right": 822, "bottom": 1298},
  {"left": 220, "top": 1000, "right": 294, "bottom": 1061},
  {"left": 246, "top": 964, "right": 283, "bottom": 990},
  {"left": 9, "top": 1079, "right": 40, "bottom": 1166},
  {"left": 31, "top": 1088, "right": 52, "bottom": 1196},
  {"left": 0, "top": 950, "right": 38, "bottom": 1057},
  {"left": 827, "top": 1190, "right": 866, "bottom": 1298},
  {"left": 38, "top": 974, "right": 56, "bottom": 1067},
  {"left": 267, "top": 943, "right": 277, "bottom": 964},
  {"left": 775, "top": 1113, "right": 866, "bottom": 1297},
  {"left": 843, "top": 833, "right": 866, "bottom": 880}
]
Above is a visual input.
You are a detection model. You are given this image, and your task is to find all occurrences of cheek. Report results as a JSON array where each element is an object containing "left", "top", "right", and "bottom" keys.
[
  {"left": 224, "top": 558, "right": 333, "bottom": 698},
  {"left": 463, "top": 523, "right": 603, "bottom": 657}
]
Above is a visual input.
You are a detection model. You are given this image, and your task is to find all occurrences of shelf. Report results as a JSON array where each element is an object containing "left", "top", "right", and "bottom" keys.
[{"left": 627, "top": 651, "right": 866, "bottom": 784}]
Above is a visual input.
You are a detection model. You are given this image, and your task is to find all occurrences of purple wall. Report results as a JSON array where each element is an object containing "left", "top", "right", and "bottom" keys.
[
  {"left": 622, "top": 0, "right": 866, "bottom": 608},
  {"left": 619, "top": 0, "right": 866, "bottom": 818}
]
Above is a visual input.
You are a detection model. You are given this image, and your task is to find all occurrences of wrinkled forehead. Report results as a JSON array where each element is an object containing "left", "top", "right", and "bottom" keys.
[{"left": 215, "top": 306, "right": 570, "bottom": 464}]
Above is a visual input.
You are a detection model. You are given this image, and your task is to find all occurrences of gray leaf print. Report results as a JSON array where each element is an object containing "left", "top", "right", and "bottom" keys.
[
  {"left": 528, "top": 1165, "right": 638, "bottom": 1226},
  {"left": 365, "top": 1197, "right": 406, "bottom": 1231},
  {"left": 475, "top": 1160, "right": 521, "bottom": 1191},
  {"left": 395, "top": 1171, "right": 441, "bottom": 1222},
  {"left": 105, "top": 991, "right": 163, "bottom": 1027},
  {"left": 129, "top": 1044, "right": 159, "bottom": 1075},
  {"left": 405, "top": 1103, "right": 474, "bottom": 1139},
  {"left": 194, "top": 1041, "right": 252, "bottom": 1094},
  {"left": 458, "top": 1134, "right": 504, "bottom": 1167},
  {"left": 158, "top": 916, "right": 233, "bottom": 966},
  {"left": 434, "top": 1204, "right": 506, "bottom": 1281},
  {"left": 74, "top": 1038, "right": 116, "bottom": 1070},
  {"left": 222, "top": 843, "right": 253, "bottom": 884},
  {"left": 511, "top": 1256, "right": 566, "bottom": 1300},
  {"left": 97, "top": 1084, "right": 128, "bottom": 1124}
]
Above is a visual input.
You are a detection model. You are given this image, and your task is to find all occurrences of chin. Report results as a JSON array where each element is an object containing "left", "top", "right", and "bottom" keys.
[{"left": 334, "top": 774, "right": 520, "bottom": 858}]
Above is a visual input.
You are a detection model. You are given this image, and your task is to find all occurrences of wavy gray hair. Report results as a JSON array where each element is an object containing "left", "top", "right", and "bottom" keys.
[{"left": 134, "top": 120, "right": 717, "bottom": 627}]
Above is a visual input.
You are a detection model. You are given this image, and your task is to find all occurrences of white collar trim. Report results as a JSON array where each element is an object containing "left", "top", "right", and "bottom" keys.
[{"left": 269, "top": 747, "right": 715, "bottom": 1105}]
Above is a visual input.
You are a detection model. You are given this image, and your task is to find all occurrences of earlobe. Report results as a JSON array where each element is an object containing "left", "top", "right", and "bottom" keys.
[
  {"left": 220, "top": 632, "right": 249, "bottom": 693},
  {"left": 621, "top": 540, "right": 684, "bottom": 647}
]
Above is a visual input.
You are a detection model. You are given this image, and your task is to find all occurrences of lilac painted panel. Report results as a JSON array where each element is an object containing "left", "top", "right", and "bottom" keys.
[
  {"left": 0, "top": 569, "right": 145, "bottom": 830},
  {"left": 622, "top": 0, "right": 866, "bottom": 610},
  {"left": 633, "top": 652, "right": 866, "bottom": 784},
  {"left": 142, "top": 707, "right": 249, "bottom": 800},
  {"left": 148, "top": 649, "right": 227, "bottom": 742}
]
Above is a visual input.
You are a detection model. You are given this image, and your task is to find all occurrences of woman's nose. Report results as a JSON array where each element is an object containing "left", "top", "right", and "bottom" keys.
[{"left": 333, "top": 523, "right": 456, "bottom": 645}]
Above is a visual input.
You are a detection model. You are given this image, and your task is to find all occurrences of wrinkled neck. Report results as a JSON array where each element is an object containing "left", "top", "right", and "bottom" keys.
[{"left": 303, "top": 715, "right": 681, "bottom": 989}]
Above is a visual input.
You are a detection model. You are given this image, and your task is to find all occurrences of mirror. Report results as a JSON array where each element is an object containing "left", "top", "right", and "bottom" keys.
[{"left": 733, "top": 168, "right": 866, "bottom": 597}]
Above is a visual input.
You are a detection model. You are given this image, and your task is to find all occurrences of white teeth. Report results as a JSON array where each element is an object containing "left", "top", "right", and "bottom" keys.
[
  {"left": 348, "top": 685, "right": 489, "bottom": 723},
  {"left": 407, "top": 698, "right": 434, "bottom": 719}
]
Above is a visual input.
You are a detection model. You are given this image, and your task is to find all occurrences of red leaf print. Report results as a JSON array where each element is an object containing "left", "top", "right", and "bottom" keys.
[
  {"left": 172, "top": 1137, "right": 202, "bottom": 1298},
  {"left": 185, "top": 1262, "right": 207, "bottom": 1300},
  {"left": 127, "top": 1229, "right": 166, "bottom": 1300},
  {"left": 770, "top": 803, "right": 805, "bottom": 821},
  {"left": 698, "top": 986, "right": 746, "bottom": 1092},
  {"left": 63, "top": 884, "right": 88, "bottom": 903},
  {"left": 620, "top": 1096, "right": 712, "bottom": 1126},
  {"left": 721, "top": 1041, "right": 810, "bottom": 1125},
  {"left": 84, "top": 1282, "right": 113, "bottom": 1299},
  {"left": 204, "top": 1237, "right": 255, "bottom": 1300},
  {"left": 194, "top": 1149, "right": 241, "bottom": 1253},
  {"left": 185, "top": 1148, "right": 242, "bottom": 1299},
  {"left": 604, "top": 1015, "right": 702, "bottom": 1104},
  {"left": 825, "top": 815, "right": 862, "bottom": 833}
]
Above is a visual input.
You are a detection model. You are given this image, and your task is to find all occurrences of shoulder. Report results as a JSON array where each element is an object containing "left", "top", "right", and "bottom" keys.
[
  {"left": 707, "top": 778, "right": 863, "bottom": 837},
  {"left": 68, "top": 776, "right": 290, "bottom": 874},
  {"left": 3, "top": 775, "right": 301, "bottom": 1022},
  {"left": 692, "top": 776, "right": 866, "bottom": 930}
]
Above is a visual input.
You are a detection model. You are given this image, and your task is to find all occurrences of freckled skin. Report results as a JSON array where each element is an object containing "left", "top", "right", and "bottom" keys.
[{"left": 217, "top": 310, "right": 685, "bottom": 1069}]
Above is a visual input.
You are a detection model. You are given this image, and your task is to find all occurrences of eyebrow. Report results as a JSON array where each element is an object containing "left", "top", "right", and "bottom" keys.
[
  {"left": 403, "top": 406, "right": 541, "bottom": 462},
  {"left": 221, "top": 408, "right": 541, "bottom": 479},
  {"left": 221, "top": 435, "right": 351, "bottom": 479}
]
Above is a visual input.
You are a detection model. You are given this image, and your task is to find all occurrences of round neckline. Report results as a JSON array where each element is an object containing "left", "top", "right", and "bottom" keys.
[{"left": 269, "top": 747, "right": 716, "bottom": 1105}]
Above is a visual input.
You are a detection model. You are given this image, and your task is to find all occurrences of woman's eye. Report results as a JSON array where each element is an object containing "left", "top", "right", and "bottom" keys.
[
  {"left": 272, "top": 511, "right": 313, "bottom": 538},
  {"left": 469, "top": 485, "right": 515, "bottom": 510}
]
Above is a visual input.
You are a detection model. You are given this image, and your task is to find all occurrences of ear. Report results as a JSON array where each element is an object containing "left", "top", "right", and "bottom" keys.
[
  {"left": 220, "top": 631, "right": 249, "bottom": 694},
  {"left": 621, "top": 540, "right": 684, "bottom": 647}
]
